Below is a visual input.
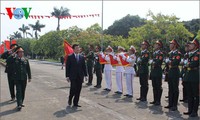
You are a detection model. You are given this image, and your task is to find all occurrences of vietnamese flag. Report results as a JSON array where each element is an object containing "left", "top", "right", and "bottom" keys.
[
  {"left": 119, "top": 54, "right": 130, "bottom": 66},
  {"left": 0, "top": 44, "right": 4, "bottom": 54},
  {"left": 5, "top": 40, "right": 10, "bottom": 50},
  {"left": 109, "top": 54, "right": 120, "bottom": 66},
  {"left": 63, "top": 40, "right": 74, "bottom": 63}
]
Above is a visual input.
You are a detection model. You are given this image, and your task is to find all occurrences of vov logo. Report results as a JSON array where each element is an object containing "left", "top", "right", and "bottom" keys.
[{"left": 6, "top": 7, "right": 32, "bottom": 20}]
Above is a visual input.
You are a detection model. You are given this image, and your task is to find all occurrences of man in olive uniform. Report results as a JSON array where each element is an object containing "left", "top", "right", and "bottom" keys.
[
  {"left": 86, "top": 45, "right": 95, "bottom": 86},
  {"left": 1, "top": 44, "right": 18, "bottom": 101},
  {"left": 136, "top": 41, "right": 150, "bottom": 102},
  {"left": 164, "top": 39, "right": 181, "bottom": 111},
  {"left": 183, "top": 39, "right": 199, "bottom": 117},
  {"left": 149, "top": 40, "right": 164, "bottom": 106},
  {"left": 179, "top": 42, "right": 189, "bottom": 103},
  {"left": 94, "top": 45, "right": 102, "bottom": 88},
  {"left": 7, "top": 46, "right": 31, "bottom": 111}
]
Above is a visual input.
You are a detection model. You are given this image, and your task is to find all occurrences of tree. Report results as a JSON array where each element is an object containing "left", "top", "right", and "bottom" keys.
[
  {"left": 12, "top": 31, "right": 22, "bottom": 39},
  {"left": 51, "top": 6, "right": 70, "bottom": 31},
  {"left": 29, "top": 20, "right": 45, "bottom": 40},
  {"left": 183, "top": 19, "right": 200, "bottom": 36},
  {"left": 19, "top": 24, "right": 31, "bottom": 38},
  {"left": 104, "top": 14, "right": 145, "bottom": 38}
]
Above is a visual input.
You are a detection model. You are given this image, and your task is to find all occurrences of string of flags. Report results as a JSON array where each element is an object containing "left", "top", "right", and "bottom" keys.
[{"left": 0, "top": 12, "right": 100, "bottom": 19}]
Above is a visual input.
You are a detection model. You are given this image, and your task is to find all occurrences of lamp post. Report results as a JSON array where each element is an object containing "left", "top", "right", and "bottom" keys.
[
  {"left": 100, "top": 0, "right": 104, "bottom": 51},
  {"left": 9, "top": 35, "right": 14, "bottom": 46}
]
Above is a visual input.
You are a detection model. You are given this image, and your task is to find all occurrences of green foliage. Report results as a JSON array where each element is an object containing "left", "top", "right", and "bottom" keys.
[
  {"left": 29, "top": 20, "right": 45, "bottom": 40},
  {"left": 183, "top": 19, "right": 200, "bottom": 36}
]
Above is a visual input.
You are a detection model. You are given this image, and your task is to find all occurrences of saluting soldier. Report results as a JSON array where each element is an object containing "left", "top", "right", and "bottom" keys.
[
  {"left": 149, "top": 40, "right": 164, "bottom": 106},
  {"left": 120, "top": 46, "right": 137, "bottom": 98},
  {"left": 164, "top": 39, "right": 181, "bottom": 111},
  {"left": 114, "top": 46, "right": 125, "bottom": 94},
  {"left": 136, "top": 41, "right": 150, "bottom": 102},
  {"left": 1, "top": 44, "right": 18, "bottom": 101},
  {"left": 86, "top": 45, "right": 95, "bottom": 86},
  {"left": 7, "top": 46, "right": 31, "bottom": 111},
  {"left": 100, "top": 46, "right": 113, "bottom": 91},
  {"left": 94, "top": 45, "right": 102, "bottom": 88},
  {"left": 183, "top": 39, "right": 199, "bottom": 117},
  {"left": 179, "top": 42, "right": 189, "bottom": 103}
]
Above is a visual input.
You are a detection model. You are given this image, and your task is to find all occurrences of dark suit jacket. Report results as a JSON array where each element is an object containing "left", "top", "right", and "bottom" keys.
[{"left": 66, "top": 53, "right": 87, "bottom": 82}]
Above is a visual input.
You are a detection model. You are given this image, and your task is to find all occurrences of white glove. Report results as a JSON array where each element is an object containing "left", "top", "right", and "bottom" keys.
[
  {"left": 137, "top": 57, "right": 141, "bottom": 62},
  {"left": 122, "top": 55, "right": 126, "bottom": 60},
  {"left": 149, "top": 59, "right": 153, "bottom": 64},
  {"left": 165, "top": 58, "right": 169, "bottom": 63},
  {"left": 184, "top": 59, "right": 188, "bottom": 65},
  {"left": 113, "top": 55, "right": 117, "bottom": 60}
]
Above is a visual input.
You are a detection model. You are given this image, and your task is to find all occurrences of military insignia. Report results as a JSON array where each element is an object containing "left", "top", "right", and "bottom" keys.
[
  {"left": 194, "top": 56, "right": 199, "bottom": 61},
  {"left": 159, "top": 56, "right": 163, "bottom": 60},
  {"left": 176, "top": 56, "right": 180, "bottom": 59}
]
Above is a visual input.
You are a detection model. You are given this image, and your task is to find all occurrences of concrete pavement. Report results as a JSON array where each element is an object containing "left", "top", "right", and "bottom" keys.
[{"left": 0, "top": 60, "right": 199, "bottom": 120}]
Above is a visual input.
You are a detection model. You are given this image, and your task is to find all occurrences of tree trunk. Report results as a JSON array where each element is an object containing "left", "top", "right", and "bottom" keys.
[
  {"left": 57, "top": 18, "right": 60, "bottom": 31},
  {"left": 35, "top": 31, "right": 38, "bottom": 40}
]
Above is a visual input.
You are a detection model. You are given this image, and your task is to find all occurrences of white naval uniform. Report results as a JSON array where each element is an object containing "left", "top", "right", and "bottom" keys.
[
  {"left": 124, "top": 54, "right": 136, "bottom": 96},
  {"left": 114, "top": 52, "right": 125, "bottom": 93},
  {"left": 103, "top": 54, "right": 113, "bottom": 90}
]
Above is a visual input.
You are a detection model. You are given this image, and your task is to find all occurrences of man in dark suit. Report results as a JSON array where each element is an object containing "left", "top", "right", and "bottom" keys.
[{"left": 66, "top": 44, "right": 88, "bottom": 107}]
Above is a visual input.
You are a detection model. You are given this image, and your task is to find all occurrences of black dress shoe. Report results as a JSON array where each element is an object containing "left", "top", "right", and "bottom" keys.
[
  {"left": 103, "top": 88, "right": 108, "bottom": 91},
  {"left": 127, "top": 95, "right": 133, "bottom": 98},
  {"left": 183, "top": 111, "right": 192, "bottom": 115},
  {"left": 150, "top": 101, "right": 156, "bottom": 104},
  {"left": 68, "top": 100, "right": 72, "bottom": 106},
  {"left": 96, "top": 85, "right": 101, "bottom": 88},
  {"left": 179, "top": 99, "right": 184, "bottom": 102},
  {"left": 190, "top": 112, "right": 198, "bottom": 117},
  {"left": 165, "top": 96, "right": 168, "bottom": 98},
  {"left": 164, "top": 105, "right": 172, "bottom": 109},
  {"left": 86, "top": 83, "right": 92, "bottom": 86},
  {"left": 21, "top": 104, "right": 25, "bottom": 107},
  {"left": 17, "top": 106, "right": 22, "bottom": 111},
  {"left": 106, "top": 89, "right": 111, "bottom": 91},
  {"left": 10, "top": 98, "right": 15, "bottom": 101},
  {"left": 115, "top": 91, "right": 122, "bottom": 94},
  {"left": 136, "top": 98, "right": 141, "bottom": 100},
  {"left": 94, "top": 85, "right": 98, "bottom": 87},
  {"left": 73, "top": 105, "right": 81, "bottom": 107},
  {"left": 124, "top": 94, "right": 129, "bottom": 96},
  {"left": 140, "top": 98, "right": 147, "bottom": 102}
]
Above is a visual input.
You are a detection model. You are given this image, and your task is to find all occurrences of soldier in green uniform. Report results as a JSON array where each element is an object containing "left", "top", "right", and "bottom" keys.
[
  {"left": 7, "top": 46, "right": 31, "bottom": 111},
  {"left": 164, "top": 39, "right": 181, "bottom": 111},
  {"left": 94, "top": 45, "right": 102, "bottom": 88},
  {"left": 1, "top": 44, "right": 18, "bottom": 101},
  {"left": 179, "top": 42, "right": 189, "bottom": 103},
  {"left": 183, "top": 39, "right": 199, "bottom": 117},
  {"left": 136, "top": 40, "right": 150, "bottom": 102},
  {"left": 86, "top": 44, "right": 95, "bottom": 86},
  {"left": 149, "top": 40, "right": 164, "bottom": 106}
]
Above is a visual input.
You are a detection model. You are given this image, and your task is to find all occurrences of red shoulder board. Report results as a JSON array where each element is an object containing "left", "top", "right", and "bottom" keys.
[
  {"left": 194, "top": 56, "right": 199, "bottom": 61},
  {"left": 176, "top": 56, "right": 180, "bottom": 60}
]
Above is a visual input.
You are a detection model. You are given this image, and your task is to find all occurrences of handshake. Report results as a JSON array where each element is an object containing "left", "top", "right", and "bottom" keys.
[{"left": 66, "top": 76, "right": 88, "bottom": 82}]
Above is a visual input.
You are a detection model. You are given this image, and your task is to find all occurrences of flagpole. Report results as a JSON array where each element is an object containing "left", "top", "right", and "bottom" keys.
[{"left": 101, "top": 0, "right": 104, "bottom": 51}]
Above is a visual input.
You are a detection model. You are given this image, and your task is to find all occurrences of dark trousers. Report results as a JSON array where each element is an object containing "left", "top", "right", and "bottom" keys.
[
  {"left": 68, "top": 77, "right": 82, "bottom": 105},
  {"left": 139, "top": 74, "right": 149, "bottom": 100},
  {"left": 151, "top": 76, "right": 163, "bottom": 103},
  {"left": 187, "top": 82, "right": 199, "bottom": 114},
  {"left": 7, "top": 73, "right": 15, "bottom": 99},
  {"left": 87, "top": 66, "right": 93, "bottom": 84},
  {"left": 95, "top": 68, "right": 102, "bottom": 86},
  {"left": 16, "top": 80, "right": 27, "bottom": 106},
  {"left": 181, "top": 81, "right": 188, "bottom": 101},
  {"left": 168, "top": 77, "right": 179, "bottom": 107}
]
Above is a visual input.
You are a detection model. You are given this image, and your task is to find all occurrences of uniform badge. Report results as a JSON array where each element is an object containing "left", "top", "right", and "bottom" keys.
[
  {"left": 194, "top": 56, "right": 199, "bottom": 61},
  {"left": 176, "top": 56, "right": 180, "bottom": 59}
]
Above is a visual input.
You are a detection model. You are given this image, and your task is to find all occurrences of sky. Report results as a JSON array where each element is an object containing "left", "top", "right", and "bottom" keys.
[{"left": 0, "top": 1, "right": 199, "bottom": 43}]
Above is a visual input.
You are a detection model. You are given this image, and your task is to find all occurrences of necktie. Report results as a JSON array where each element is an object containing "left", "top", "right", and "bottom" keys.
[{"left": 76, "top": 54, "right": 79, "bottom": 62}]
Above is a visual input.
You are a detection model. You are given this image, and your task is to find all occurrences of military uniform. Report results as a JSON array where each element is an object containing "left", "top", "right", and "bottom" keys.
[
  {"left": 150, "top": 41, "right": 164, "bottom": 105},
  {"left": 8, "top": 46, "right": 31, "bottom": 110},
  {"left": 86, "top": 50, "right": 94, "bottom": 85},
  {"left": 1, "top": 44, "right": 18, "bottom": 100},
  {"left": 183, "top": 39, "right": 199, "bottom": 117},
  {"left": 94, "top": 52, "right": 102, "bottom": 88},
  {"left": 137, "top": 41, "right": 150, "bottom": 101},
  {"left": 165, "top": 40, "right": 181, "bottom": 111},
  {"left": 180, "top": 51, "right": 189, "bottom": 103}
]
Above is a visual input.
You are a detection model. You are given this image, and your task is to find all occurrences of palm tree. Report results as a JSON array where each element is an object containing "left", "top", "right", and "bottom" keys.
[
  {"left": 29, "top": 20, "right": 45, "bottom": 40},
  {"left": 19, "top": 24, "right": 30, "bottom": 38},
  {"left": 51, "top": 6, "right": 70, "bottom": 31},
  {"left": 13, "top": 31, "right": 22, "bottom": 39}
]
